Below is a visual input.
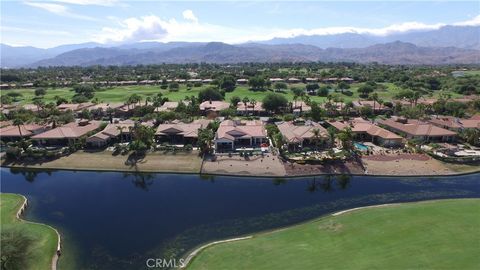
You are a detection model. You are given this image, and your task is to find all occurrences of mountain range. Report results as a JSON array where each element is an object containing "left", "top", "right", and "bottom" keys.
[{"left": 1, "top": 25, "right": 479, "bottom": 67}]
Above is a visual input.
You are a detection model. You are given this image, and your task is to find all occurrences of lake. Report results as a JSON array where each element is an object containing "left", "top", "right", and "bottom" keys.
[{"left": 1, "top": 168, "right": 479, "bottom": 269}]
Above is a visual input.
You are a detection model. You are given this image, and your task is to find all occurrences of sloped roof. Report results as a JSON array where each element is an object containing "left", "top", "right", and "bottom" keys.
[
  {"left": 216, "top": 120, "right": 266, "bottom": 141},
  {"left": 328, "top": 118, "right": 402, "bottom": 140},
  {"left": 0, "top": 124, "right": 46, "bottom": 137},
  {"left": 156, "top": 119, "right": 210, "bottom": 138},
  {"left": 32, "top": 121, "right": 101, "bottom": 139},
  {"left": 378, "top": 118, "right": 456, "bottom": 137},
  {"left": 236, "top": 101, "right": 264, "bottom": 112},
  {"left": 276, "top": 121, "right": 327, "bottom": 143},
  {"left": 199, "top": 101, "right": 230, "bottom": 111},
  {"left": 428, "top": 116, "right": 480, "bottom": 130}
]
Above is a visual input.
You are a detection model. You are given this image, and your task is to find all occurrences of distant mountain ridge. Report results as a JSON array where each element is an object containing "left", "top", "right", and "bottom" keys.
[
  {"left": 0, "top": 25, "right": 479, "bottom": 67},
  {"left": 262, "top": 25, "right": 480, "bottom": 50},
  {"left": 28, "top": 41, "right": 480, "bottom": 66}
]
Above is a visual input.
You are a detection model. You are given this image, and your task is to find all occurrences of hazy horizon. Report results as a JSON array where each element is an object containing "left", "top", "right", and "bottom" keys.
[{"left": 1, "top": 1, "right": 479, "bottom": 49}]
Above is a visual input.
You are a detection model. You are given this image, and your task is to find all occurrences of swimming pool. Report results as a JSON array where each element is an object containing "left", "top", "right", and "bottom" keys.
[{"left": 354, "top": 142, "right": 369, "bottom": 151}]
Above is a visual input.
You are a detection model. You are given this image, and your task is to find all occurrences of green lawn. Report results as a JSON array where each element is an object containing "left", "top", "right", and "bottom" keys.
[
  {"left": 0, "top": 193, "right": 59, "bottom": 270},
  {"left": 188, "top": 199, "right": 480, "bottom": 270},
  {"left": 3, "top": 82, "right": 414, "bottom": 105}
]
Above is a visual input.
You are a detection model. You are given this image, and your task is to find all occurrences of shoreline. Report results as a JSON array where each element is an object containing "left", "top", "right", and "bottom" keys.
[
  {"left": 182, "top": 198, "right": 479, "bottom": 269},
  {"left": 10, "top": 194, "right": 62, "bottom": 270},
  {"left": 1, "top": 163, "right": 479, "bottom": 178}
]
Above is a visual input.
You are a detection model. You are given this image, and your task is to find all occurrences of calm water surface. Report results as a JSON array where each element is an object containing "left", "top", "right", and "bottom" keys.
[{"left": 1, "top": 168, "right": 479, "bottom": 269}]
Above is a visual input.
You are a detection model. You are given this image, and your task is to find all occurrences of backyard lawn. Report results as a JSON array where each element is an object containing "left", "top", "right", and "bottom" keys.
[
  {"left": 188, "top": 199, "right": 480, "bottom": 270},
  {"left": 0, "top": 193, "right": 59, "bottom": 270}
]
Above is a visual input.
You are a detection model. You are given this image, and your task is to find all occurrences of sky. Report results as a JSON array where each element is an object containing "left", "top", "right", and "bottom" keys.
[{"left": 1, "top": 0, "right": 479, "bottom": 48}]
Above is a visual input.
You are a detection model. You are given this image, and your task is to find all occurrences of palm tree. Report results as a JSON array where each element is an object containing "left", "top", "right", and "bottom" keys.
[
  {"left": 371, "top": 92, "right": 379, "bottom": 114},
  {"left": 242, "top": 97, "right": 249, "bottom": 115},
  {"left": 327, "top": 127, "right": 336, "bottom": 147},
  {"left": 337, "top": 127, "right": 353, "bottom": 152},
  {"left": 117, "top": 126, "right": 125, "bottom": 143},
  {"left": 312, "top": 128, "right": 321, "bottom": 152},
  {"left": 145, "top": 96, "right": 152, "bottom": 106},
  {"left": 249, "top": 99, "right": 257, "bottom": 115},
  {"left": 13, "top": 118, "right": 24, "bottom": 140},
  {"left": 47, "top": 115, "right": 59, "bottom": 129}
]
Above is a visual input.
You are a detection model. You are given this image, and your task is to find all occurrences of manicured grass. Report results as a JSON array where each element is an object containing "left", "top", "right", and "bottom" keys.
[
  {"left": 4, "top": 82, "right": 465, "bottom": 106},
  {"left": 188, "top": 199, "right": 480, "bottom": 270},
  {"left": 3, "top": 82, "right": 416, "bottom": 105},
  {"left": 0, "top": 193, "right": 59, "bottom": 270}
]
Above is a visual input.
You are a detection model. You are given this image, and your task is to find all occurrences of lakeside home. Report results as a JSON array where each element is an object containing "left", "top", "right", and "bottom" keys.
[
  {"left": 215, "top": 120, "right": 268, "bottom": 152},
  {"left": 327, "top": 118, "right": 403, "bottom": 147},
  {"left": 378, "top": 117, "right": 457, "bottom": 143},
  {"left": 155, "top": 119, "right": 211, "bottom": 146},
  {"left": 276, "top": 120, "right": 329, "bottom": 151},
  {"left": 86, "top": 120, "right": 154, "bottom": 147},
  {"left": 31, "top": 120, "right": 101, "bottom": 146},
  {"left": 0, "top": 123, "right": 49, "bottom": 142},
  {"left": 428, "top": 116, "right": 480, "bottom": 131}
]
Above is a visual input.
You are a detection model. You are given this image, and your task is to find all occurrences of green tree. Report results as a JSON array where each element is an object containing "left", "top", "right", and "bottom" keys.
[
  {"left": 262, "top": 93, "right": 288, "bottom": 114},
  {"left": 248, "top": 76, "right": 266, "bottom": 91},
  {"left": 198, "top": 128, "right": 214, "bottom": 154},
  {"left": 198, "top": 87, "right": 224, "bottom": 102},
  {"left": 34, "top": 88, "right": 46, "bottom": 96}
]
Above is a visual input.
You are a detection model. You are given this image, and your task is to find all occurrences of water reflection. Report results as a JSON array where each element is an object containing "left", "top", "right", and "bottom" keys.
[{"left": 1, "top": 168, "right": 478, "bottom": 270}]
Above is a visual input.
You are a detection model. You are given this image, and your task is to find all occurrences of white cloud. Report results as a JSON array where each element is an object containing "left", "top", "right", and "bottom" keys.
[
  {"left": 97, "top": 15, "right": 168, "bottom": 43},
  {"left": 24, "top": 1, "right": 98, "bottom": 21},
  {"left": 453, "top": 15, "right": 480, "bottom": 26},
  {"left": 93, "top": 12, "right": 480, "bottom": 44},
  {"left": 46, "top": 0, "right": 119, "bottom": 6},
  {"left": 24, "top": 2, "right": 69, "bottom": 14},
  {"left": 182, "top": 9, "right": 198, "bottom": 23}
]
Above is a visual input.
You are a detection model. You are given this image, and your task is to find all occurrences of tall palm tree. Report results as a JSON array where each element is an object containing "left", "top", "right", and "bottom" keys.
[
  {"left": 312, "top": 128, "right": 321, "bottom": 152},
  {"left": 371, "top": 92, "right": 379, "bottom": 114},
  {"left": 242, "top": 97, "right": 249, "bottom": 115},
  {"left": 13, "top": 118, "right": 24, "bottom": 140},
  {"left": 117, "top": 126, "right": 125, "bottom": 143},
  {"left": 249, "top": 99, "right": 257, "bottom": 116}
]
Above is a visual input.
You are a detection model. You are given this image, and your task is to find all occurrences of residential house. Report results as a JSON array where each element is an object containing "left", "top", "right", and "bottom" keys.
[
  {"left": 86, "top": 120, "right": 154, "bottom": 147},
  {"left": 155, "top": 119, "right": 211, "bottom": 145},
  {"left": 87, "top": 103, "right": 123, "bottom": 117},
  {"left": 269, "top": 78, "right": 285, "bottom": 83},
  {"left": 236, "top": 78, "right": 248, "bottom": 84},
  {"left": 0, "top": 123, "right": 49, "bottom": 142},
  {"left": 292, "top": 101, "right": 311, "bottom": 115},
  {"left": 199, "top": 100, "right": 230, "bottom": 117},
  {"left": 32, "top": 120, "right": 101, "bottom": 146},
  {"left": 287, "top": 78, "right": 301, "bottom": 83},
  {"left": 57, "top": 103, "right": 94, "bottom": 113},
  {"left": 340, "top": 77, "right": 354, "bottom": 83},
  {"left": 377, "top": 117, "right": 457, "bottom": 143},
  {"left": 327, "top": 118, "right": 403, "bottom": 147},
  {"left": 155, "top": 101, "right": 189, "bottom": 112},
  {"left": 352, "top": 100, "right": 390, "bottom": 114},
  {"left": 236, "top": 101, "right": 265, "bottom": 115},
  {"left": 428, "top": 116, "right": 480, "bottom": 131},
  {"left": 215, "top": 120, "right": 268, "bottom": 152},
  {"left": 276, "top": 120, "right": 328, "bottom": 150}
]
